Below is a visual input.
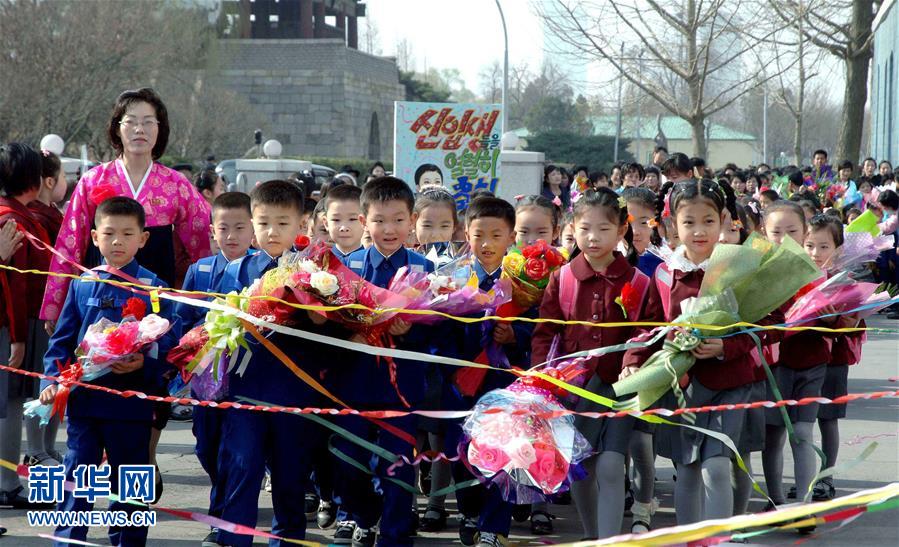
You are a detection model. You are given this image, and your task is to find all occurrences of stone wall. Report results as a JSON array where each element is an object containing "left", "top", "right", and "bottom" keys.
[{"left": 217, "top": 39, "right": 404, "bottom": 159}]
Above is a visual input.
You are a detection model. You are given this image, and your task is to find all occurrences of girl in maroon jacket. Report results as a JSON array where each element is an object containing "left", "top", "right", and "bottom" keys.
[
  {"left": 761, "top": 201, "right": 835, "bottom": 521},
  {"left": 805, "top": 215, "right": 862, "bottom": 501},
  {"left": 532, "top": 188, "right": 658, "bottom": 539},
  {"left": 0, "top": 143, "right": 52, "bottom": 508},
  {"left": 624, "top": 179, "right": 782, "bottom": 525}
]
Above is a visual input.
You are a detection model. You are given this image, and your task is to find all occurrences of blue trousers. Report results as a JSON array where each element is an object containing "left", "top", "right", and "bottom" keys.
[
  {"left": 332, "top": 414, "right": 417, "bottom": 547},
  {"left": 53, "top": 417, "right": 151, "bottom": 547},
  {"left": 192, "top": 405, "right": 224, "bottom": 519},
  {"left": 445, "top": 420, "right": 512, "bottom": 536},
  {"left": 216, "top": 410, "right": 320, "bottom": 547}
]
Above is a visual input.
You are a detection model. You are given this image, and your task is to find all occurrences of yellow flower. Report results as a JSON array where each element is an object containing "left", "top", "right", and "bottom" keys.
[
  {"left": 558, "top": 247, "right": 571, "bottom": 261},
  {"left": 503, "top": 253, "right": 525, "bottom": 277}
]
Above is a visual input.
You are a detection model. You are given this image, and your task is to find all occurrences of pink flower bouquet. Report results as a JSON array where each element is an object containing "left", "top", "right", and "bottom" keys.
[
  {"left": 463, "top": 381, "right": 592, "bottom": 502},
  {"left": 785, "top": 271, "right": 892, "bottom": 330},
  {"left": 388, "top": 255, "right": 511, "bottom": 325}
]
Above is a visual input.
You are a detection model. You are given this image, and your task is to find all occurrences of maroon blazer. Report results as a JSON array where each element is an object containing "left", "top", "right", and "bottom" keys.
[
  {"left": 27, "top": 200, "right": 63, "bottom": 245},
  {"left": 0, "top": 197, "right": 51, "bottom": 342},
  {"left": 532, "top": 253, "right": 660, "bottom": 385}
]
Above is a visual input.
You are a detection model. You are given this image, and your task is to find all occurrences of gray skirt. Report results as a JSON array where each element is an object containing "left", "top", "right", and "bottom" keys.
[
  {"left": 658, "top": 379, "right": 750, "bottom": 466},
  {"left": 0, "top": 320, "right": 50, "bottom": 409},
  {"left": 765, "top": 364, "right": 827, "bottom": 425},
  {"left": 738, "top": 380, "right": 767, "bottom": 454},
  {"left": 818, "top": 365, "right": 849, "bottom": 421},
  {"left": 573, "top": 375, "right": 635, "bottom": 455}
]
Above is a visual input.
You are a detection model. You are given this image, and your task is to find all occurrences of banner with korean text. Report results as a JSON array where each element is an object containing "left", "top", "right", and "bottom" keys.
[{"left": 394, "top": 101, "right": 502, "bottom": 210}]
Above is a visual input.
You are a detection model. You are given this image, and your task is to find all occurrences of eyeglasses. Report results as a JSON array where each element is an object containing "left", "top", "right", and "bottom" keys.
[{"left": 119, "top": 118, "right": 159, "bottom": 131}]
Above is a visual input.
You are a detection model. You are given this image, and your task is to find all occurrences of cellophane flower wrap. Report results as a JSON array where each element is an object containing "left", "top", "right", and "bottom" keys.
[
  {"left": 454, "top": 242, "right": 568, "bottom": 397},
  {"left": 612, "top": 234, "right": 820, "bottom": 410},
  {"left": 389, "top": 254, "right": 511, "bottom": 325},
  {"left": 463, "top": 381, "right": 592, "bottom": 502},
  {"left": 25, "top": 298, "right": 171, "bottom": 424},
  {"left": 785, "top": 271, "right": 892, "bottom": 329}
]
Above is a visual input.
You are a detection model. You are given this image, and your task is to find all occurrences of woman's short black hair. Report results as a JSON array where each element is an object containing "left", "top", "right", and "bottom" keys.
[
  {"left": 194, "top": 169, "right": 219, "bottom": 193},
  {"left": 877, "top": 189, "right": 899, "bottom": 210},
  {"left": 0, "top": 142, "right": 42, "bottom": 197},
  {"left": 413, "top": 163, "right": 443, "bottom": 187},
  {"left": 106, "top": 88, "right": 170, "bottom": 160}
]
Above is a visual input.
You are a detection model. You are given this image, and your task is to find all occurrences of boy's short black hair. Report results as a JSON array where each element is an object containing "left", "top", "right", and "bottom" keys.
[
  {"left": 464, "top": 196, "right": 515, "bottom": 231},
  {"left": 212, "top": 191, "right": 251, "bottom": 218},
  {"left": 95, "top": 196, "right": 146, "bottom": 230},
  {"left": 760, "top": 189, "right": 780, "bottom": 201},
  {"left": 250, "top": 179, "right": 304, "bottom": 215},
  {"left": 813, "top": 149, "right": 828, "bottom": 159},
  {"left": 359, "top": 176, "right": 414, "bottom": 215},
  {"left": 878, "top": 189, "right": 899, "bottom": 210},
  {"left": 837, "top": 159, "right": 854, "bottom": 171},
  {"left": 324, "top": 183, "right": 362, "bottom": 211}
]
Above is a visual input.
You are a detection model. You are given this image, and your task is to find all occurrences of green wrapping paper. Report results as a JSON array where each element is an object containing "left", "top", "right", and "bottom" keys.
[{"left": 612, "top": 236, "right": 819, "bottom": 410}]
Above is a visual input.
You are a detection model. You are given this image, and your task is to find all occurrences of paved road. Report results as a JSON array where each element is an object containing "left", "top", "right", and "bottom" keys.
[{"left": 2, "top": 318, "right": 897, "bottom": 545}]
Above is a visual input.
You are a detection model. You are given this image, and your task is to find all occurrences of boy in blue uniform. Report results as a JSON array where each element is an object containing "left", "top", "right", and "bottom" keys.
[
  {"left": 174, "top": 192, "right": 255, "bottom": 547},
  {"left": 333, "top": 176, "right": 434, "bottom": 547},
  {"left": 213, "top": 180, "right": 339, "bottom": 547},
  {"left": 39, "top": 197, "right": 177, "bottom": 546},
  {"left": 436, "top": 196, "right": 529, "bottom": 547},
  {"left": 325, "top": 184, "right": 365, "bottom": 261}
]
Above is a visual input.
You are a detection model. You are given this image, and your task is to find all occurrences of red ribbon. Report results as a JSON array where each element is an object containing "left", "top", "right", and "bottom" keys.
[
  {"left": 453, "top": 300, "right": 527, "bottom": 397},
  {"left": 50, "top": 359, "right": 84, "bottom": 420}
]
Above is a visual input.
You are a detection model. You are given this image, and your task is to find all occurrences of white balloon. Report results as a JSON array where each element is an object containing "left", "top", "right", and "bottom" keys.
[
  {"left": 262, "top": 139, "right": 283, "bottom": 158},
  {"left": 40, "top": 134, "right": 65, "bottom": 156}
]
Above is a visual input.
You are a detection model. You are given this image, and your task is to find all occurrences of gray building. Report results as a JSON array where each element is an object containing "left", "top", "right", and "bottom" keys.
[
  {"left": 872, "top": 0, "right": 899, "bottom": 163},
  {"left": 217, "top": 0, "right": 404, "bottom": 159}
]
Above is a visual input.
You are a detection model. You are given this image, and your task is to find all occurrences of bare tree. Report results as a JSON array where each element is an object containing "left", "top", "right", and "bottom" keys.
[
  {"left": 769, "top": 0, "right": 880, "bottom": 163},
  {"left": 360, "top": 17, "right": 382, "bottom": 56},
  {"left": 765, "top": 1, "right": 827, "bottom": 164},
  {"left": 478, "top": 61, "right": 503, "bottom": 103},
  {"left": 395, "top": 38, "right": 415, "bottom": 72},
  {"left": 540, "top": 0, "right": 793, "bottom": 158}
]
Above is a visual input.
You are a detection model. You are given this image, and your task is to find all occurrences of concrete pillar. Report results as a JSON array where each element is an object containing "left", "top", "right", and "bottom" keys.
[
  {"left": 347, "top": 15, "right": 358, "bottom": 49},
  {"left": 313, "top": 1, "right": 325, "bottom": 38},
  {"left": 299, "top": 0, "right": 313, "bottom": 39}
]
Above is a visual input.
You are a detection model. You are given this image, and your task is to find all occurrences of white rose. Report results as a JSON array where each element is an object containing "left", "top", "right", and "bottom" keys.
[
  {"left": 310, "top": 271, "right": 339, "bottom": 296},
  {"left": 298, "top": 260, "right": 320, "bottom": 274},
  {"left": 428, "top": 274, "right": 455, "bottom": 294}
]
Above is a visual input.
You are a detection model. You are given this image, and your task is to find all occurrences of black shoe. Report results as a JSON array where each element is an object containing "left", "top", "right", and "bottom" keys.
[
  {"left": 317, "top": 500, "right": 337, "bottom": 529},
  {"left": 631, "top": 520, "right": 651, "bottom": 534},
  {"left": 888, "top": 311, "right": 899, "bottom": 319},
  {"left": 333, "top": 521, "right": 356, "bottom": 545},
  {"left": 351, "top": 526, "right": 377, "bottom": 547},
  {"left": 304, "top": 492, "right": 320, "bottom": 520},
  {"left": 459, "top": 516, "right": 479, "bottom": 546},
  {"left": 419, "top": 507, "right": 448, "bottom": 532},
  {"left": 409, "top": 510, "right": 419, "bottom": 536},
  {"left": 0, "top": 485, "right": 54, "bottom": 509},
  {"left": 201, "top": 529, "right": 223, "bottom": 547},
  {"left": 787, "top": 486, "right": 797, "bottom": 499},
  {"left": 555, "top": 490, "right": 572, "bottom": 505},
  {"left": 171, "top": 403, "right": 194, "bottom": 421},
  {"left": 510, "top": 503, "right": 531, "bottom": 522},
  {"left": 530, "top": 510, "right": 555, "bottom": 535}
]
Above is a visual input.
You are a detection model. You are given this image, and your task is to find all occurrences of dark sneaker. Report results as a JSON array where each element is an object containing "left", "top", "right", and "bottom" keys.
[
  {"left": 22, "top": 452, "right": 61, "bottom": 467},
  {"left": 459, "top": 516, "right": 479, "bottom": 546},
  {"left": 788, "top": 485, "right": 797, "bottom": 499},
  {"left": 333, "top": 521, "right": 356, "bottom": 545},
  {"left": 317, "top": 500, "right": 337, "bottom": 529},
  {"left": 477, "top": 532, "right": 507, "bottom": 547},
  {"left": 351, "top": 526, "right": 377, "bottom": 547},
  {"left": 201, "top": 528, "right": 223, "bottom": 547},
  {"left": 511, "top": 504, "right": 531, "bottom": 522},
  {"left": 419, "top": 507, "right": 448, "bottom": 532},
  {"left": 0, "top": 486, "right": 54, "bottom": 509},
  {"left": 304, "top": 492, "right": 320, "bottom": 520}
]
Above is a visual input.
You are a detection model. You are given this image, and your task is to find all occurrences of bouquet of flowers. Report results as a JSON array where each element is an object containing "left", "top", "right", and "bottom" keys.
[
  {"left": 389, "top": 254, "right": 511, "bottom": 325},
  {"left": 464, "top": 379, "right": 592, "bottom": 502},
  {"left": 825, "top": 231, "right": 894, "bottom": 273},
  {"left": 612, "top": 235, "right": 821, "bottom": 410},
  {"left": 417, "top": 241, "right": 469, "bottom": 268},
  {"left": 785, "top": 271, "right": 892, "bottom": 328},
  {"left": 454, "top": 240, "right": 568, "bottom": 396},
  {"left": 25, "top": 298, "right": 171, "bottom": 424}
]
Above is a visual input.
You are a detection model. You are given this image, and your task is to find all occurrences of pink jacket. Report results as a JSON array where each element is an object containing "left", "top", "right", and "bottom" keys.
[{"left": 40, "top": 160, "right": 211, "bottom": 321}]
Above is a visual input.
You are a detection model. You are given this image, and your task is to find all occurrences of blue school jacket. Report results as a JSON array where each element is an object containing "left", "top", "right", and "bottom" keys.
[
  {"left": 175, "top": 252, "right": 236, "bottom": 336},
  {"left": 42, "top": 259, "right": 177, "bottom": 422},
  {"left": 339, "top": 246, "right": 435, "bottom": 407},
  {"left": 218, "top": 250, "right": 342, "bottom": 408}
]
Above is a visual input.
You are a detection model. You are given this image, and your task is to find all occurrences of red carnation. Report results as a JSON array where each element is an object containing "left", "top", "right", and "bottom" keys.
[
  {"left": 524, "top": 257, "right": 549, "bottom": 281},
  {"left": 121, "top": 297, "right": 147, "bottom": 321},
  {"left": 105, "top": 321, "right": 140, "bottom": 355},
  {"left": 89, "top": 185, "right": 118, "bottom": 206},
  {"left": 544, "top": 247, "right": 565, "bottom": 268},
  {"left": 294, "top": 234, "right": 311, "bottom": 250},
  {"left": 619, "top": 282, "right": 641, "bottom": 316}
]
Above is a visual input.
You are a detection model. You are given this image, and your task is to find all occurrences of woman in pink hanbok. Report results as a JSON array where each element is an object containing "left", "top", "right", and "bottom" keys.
[{"left": 40, "top": 88, "right": 211, "bottom": 329}]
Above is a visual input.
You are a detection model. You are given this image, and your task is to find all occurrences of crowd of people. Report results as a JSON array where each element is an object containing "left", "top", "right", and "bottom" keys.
[{"left": 0, "top": 87, "right": 896, "bottom": 547}]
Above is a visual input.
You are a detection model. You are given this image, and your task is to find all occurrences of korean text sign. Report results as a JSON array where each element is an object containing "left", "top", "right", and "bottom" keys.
[{"left": 394, "top": 101, "right": 502, "bottom": 210}]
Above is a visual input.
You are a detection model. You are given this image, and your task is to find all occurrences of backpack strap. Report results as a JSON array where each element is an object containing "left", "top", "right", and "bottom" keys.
[
  {"left": 654, "top": 263, "right": 674, "bottom": 320},
  {"left": 193, "top": 255, "right": 218, "bottom": 294},
  {"left": 558, "top": 263, "right": 577, "bottom": 320}
]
